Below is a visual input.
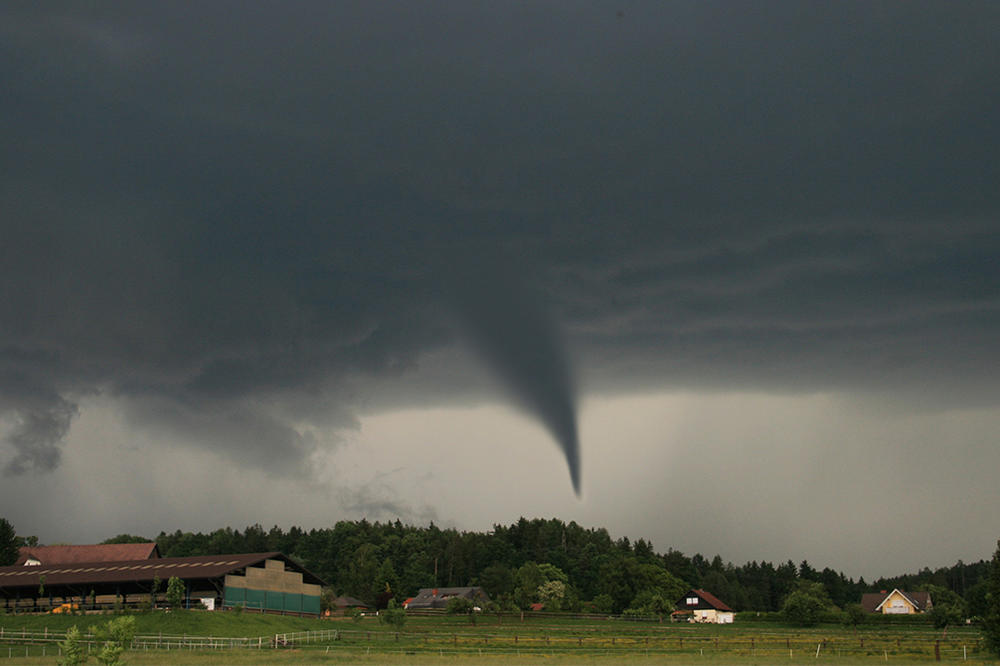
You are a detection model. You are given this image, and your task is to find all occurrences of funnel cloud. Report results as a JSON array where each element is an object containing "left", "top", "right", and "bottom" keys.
[{"left": 439, "top": 255, "right": 580, "bottom": 495}]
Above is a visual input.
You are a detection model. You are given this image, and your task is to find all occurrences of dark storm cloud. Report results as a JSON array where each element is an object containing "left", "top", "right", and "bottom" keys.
[{"left": 2, "top": 2, "right": 998, "bottom": 479}]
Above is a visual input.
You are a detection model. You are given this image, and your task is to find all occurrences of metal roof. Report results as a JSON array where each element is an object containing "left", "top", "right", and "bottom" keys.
[{"left": 0, "top": 552, "right": 325, "bottom": 590}]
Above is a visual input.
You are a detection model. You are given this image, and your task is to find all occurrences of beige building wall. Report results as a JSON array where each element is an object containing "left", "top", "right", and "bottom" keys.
[
  {"left": 880, "top": 590, "right": 916, "bottom": 614},
  {"left": 225, "top": 559, "right": 319, "bottom": 597}
]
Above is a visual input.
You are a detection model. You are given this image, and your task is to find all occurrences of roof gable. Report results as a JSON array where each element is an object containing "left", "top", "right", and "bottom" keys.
[
  {"left": 676, "top": 588, "right": 733, "bottom": 612},
  {"left": 862, "top": 589, "right": 931, "bottom": 613}
]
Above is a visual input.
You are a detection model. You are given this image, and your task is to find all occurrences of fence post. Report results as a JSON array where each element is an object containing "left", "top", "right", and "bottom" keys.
[{"left": 935, "top": 640, "right": 941, "bottom": 662}]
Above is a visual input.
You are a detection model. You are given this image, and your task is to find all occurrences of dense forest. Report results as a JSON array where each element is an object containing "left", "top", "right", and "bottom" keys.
[{"left": 96, "top": 518, "right": 993, "bottom": 617}]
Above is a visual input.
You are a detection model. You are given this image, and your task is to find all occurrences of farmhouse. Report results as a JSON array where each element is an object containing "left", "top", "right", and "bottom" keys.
[
  {"left": 404, "top": 586, "right": 489, "bottom": 610},
  {"left": 0, "top": 552, "right": 325, "bottom": 616},
  {"left": 674, "top": 588, "right": 735, "bottom": 623},
  {"left": 860, "top": 588, "right": 932, "bottom": 614}
]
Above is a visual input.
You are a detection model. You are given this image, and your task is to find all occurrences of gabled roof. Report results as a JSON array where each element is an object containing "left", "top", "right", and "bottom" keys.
[
  {"left": 0, "top": 552, "right": 325, "bottom": 589},
  {"left": 332, "top": 596, "right": 368, "bottom": 608},
  {"left": 405, "top": 586, "right": 489, "bottom": 609},
  {"left": 676, "top": 588, "right": 733, "bottom": 612},
  {"left": 693, "top": 588, "right": 733, "bottom": 611},
  {"left": 17, "top": 543, "right": 160, "bottom": 565},
  {"left": 861, "top": 588, "right": 931, "bottom": 613}
]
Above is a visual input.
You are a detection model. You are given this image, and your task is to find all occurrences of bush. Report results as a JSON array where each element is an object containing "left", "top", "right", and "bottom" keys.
[
  {"left": 57, "top": 625, "right": 87, "bottom": 666},
  {"left": 94, "top": 616, "right": 136, "bottom": 666},
  {"left": 446, "top": 596, "right": 478, "bottom": 624},
  {"left": 843, "top": 604, "right": 867, "bottom": 628},
  {"left": 782, "top": 591, "right": 827, "bottom": 627},
  {"left": 379, "top": 600, "right": 406, "bottom": 630},
  {"left": 166, "top": 576, "right": 185, "bottom": 609}
]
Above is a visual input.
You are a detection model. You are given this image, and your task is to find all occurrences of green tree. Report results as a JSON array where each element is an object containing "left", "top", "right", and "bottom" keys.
[
  {"left": 94, "top": 616, "right": 135, "bottom": 666},
  {"left": 373, "top": 558, "right": 400, "bottom": 606},
  {"left": 843, "top": 603, "right": 867, "bottom": 630},
  {"left": 379, "top": 600, "right": 406, "bottom": 630},
  {"left": 0, "top": 518, "right": 18, "bottom": 566},
  {"left": 479, "top": 563, "right": 514, "bottom": 600},
  {"left": 166, "top": 576, "right": 185, "bottom": 609},
  {"left": 982, "top": 539, "right": 1000, "bottom": 656},
  {"left": 57, "top": 625, "right": 88, "bottom": 666},
  {"left": 513, "top": 562, "right": 545, "bottom": 609},
  {"left": 921, "top": 584, "right": 967, "bottom": 637},
  {"left": 537, "top": 563, "right": 569, "bottom": 584},
  {"left": 320, "top": 588, "right": 337, "bottom": 614},
  {"left": 627, "top": 589, "right": 672, "bottom": 618},
  {"left": 100, "top": 535, "right": 151, "bottom": 544},
  {"left": 446, "top": 596, "right": 478, "bottom": 624},
  {"left": 537, "top": 580, "right": 566, "bottom": 611},
  {"left": 591, "top": 593, "right": 614, "bottom": 614},
  {"left": 782, "top": 587, "right": 828, "bottom": 627}
]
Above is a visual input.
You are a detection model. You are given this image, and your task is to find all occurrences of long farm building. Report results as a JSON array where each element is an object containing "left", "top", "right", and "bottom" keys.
[{"left": 0, "top": 551, "right": 325, "bottom": 616}]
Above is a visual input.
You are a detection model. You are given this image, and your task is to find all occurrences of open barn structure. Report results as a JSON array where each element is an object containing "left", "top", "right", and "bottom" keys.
[{"left": 0, "top": 552, "right": 325, "bottom": 616}]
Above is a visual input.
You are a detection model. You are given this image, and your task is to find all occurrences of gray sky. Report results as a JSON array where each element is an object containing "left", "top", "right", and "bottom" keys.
[{"left": 2, "top": 2, "right": 998, "bottom": 579}]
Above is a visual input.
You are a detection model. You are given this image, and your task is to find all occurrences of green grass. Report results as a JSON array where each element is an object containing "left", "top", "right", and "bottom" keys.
[
  {"left": 0, "top": 610, "right": 997, "bottom": 664},
  {"left": 0, "top": 609, "right": 328, "bottom": 637}
]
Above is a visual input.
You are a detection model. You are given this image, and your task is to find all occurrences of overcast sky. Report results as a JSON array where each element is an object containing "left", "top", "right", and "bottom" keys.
[{"left": 2, "top": 2, "right": 998, "bottom": 580}]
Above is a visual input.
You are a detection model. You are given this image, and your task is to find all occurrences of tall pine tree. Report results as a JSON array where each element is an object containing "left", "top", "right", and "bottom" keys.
[{"left": 984, "top": 539, "right": 1000, "bottom": 656}]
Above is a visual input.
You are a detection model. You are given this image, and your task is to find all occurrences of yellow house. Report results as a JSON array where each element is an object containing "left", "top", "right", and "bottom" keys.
[{"left": 860, "top": 588, "right": 932, "bottom": 614}]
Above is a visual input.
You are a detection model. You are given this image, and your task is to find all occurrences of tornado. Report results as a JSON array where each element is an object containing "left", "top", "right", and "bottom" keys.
[{"left": 440, "top": 254, "right": 581, "bottom": 495}]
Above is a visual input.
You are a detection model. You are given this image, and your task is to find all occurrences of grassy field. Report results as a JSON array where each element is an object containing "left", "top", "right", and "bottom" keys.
[{"left": 0, "top": 610, "right": 996, "bottom": 664}]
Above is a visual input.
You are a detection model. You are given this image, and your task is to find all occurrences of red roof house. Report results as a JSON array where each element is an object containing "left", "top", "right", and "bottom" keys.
[{"left": 674, "top": 588, "right": 735, "bottom": 623}]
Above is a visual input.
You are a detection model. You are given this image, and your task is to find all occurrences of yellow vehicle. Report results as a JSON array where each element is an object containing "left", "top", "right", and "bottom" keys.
[{"left": 51, "top": 602, "right": 79, "bottom": 614}]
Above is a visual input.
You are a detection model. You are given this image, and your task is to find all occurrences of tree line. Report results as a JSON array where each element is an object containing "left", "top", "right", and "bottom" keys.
[
  {"left": 133, "top": 517, "right": 992, "bottom": 618},
  {"left": 3, "top": 515, "right": 996, "bottom": 622}
]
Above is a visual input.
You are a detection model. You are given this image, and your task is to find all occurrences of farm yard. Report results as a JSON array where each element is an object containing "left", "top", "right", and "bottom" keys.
[{"left": 0, "top": 611, "right": 996, "bottom": 664}]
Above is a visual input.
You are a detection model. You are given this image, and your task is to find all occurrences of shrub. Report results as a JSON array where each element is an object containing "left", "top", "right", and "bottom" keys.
[
  {"left": 446, "top": 596, "right": 478, "bottom": 624},
  {"left": 57, "top": 625, "right": 87, "bottom": 666},
  {"left": 782, "top": 590, "right": 827, "bottom": 627},
  {"left": 379, "top": 600, "right": 406, "bottom": 630},
  {"left": 166, "top": 576, "right": 185, "bottom": 609},
  {"left": 94, "top": 616, "right": 136, "bottom": 666}
]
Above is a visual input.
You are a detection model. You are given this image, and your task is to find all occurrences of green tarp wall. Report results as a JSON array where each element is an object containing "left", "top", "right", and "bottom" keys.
[{"left": 224, "top": 585, "right": 320, "bottom": 615}]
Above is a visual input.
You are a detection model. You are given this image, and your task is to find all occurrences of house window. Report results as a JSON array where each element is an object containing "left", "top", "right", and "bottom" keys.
[{"left": 686, "top": 597, "right": 698, "bottom": 606}]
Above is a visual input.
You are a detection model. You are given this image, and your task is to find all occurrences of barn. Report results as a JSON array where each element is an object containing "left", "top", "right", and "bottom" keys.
[{"left": 0, "top": 552, "right": 325, "bottom": 616}]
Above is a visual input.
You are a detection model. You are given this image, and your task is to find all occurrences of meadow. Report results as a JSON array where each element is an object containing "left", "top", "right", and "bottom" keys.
[{"left": 0, "top": 610, "right": 996, "bottom": 664}]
